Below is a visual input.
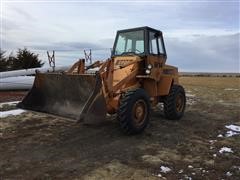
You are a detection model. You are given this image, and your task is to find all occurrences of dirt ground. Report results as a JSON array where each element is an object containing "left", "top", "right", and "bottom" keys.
[
  {"left": 0, "top": 91, "right": 27, "bottom": 103},
  {"left": 0, "top": 77, "right": 240, "bottom": 179}
]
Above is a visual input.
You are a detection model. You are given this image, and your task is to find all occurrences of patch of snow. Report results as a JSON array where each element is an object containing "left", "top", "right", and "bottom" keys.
[
  {"left": 219, "top": 147, "right": 233, "bottom": 154},
  {"left": 152, "top": 173, "right": 163, "bottom": 178},
  {"left": 209, "top": 140, "right": 217, "bottom": 144},
  {"left": 160, "top": 166, "right": 171, "bottom": 173},
  {"left": 225, "top": 124, "right": 240, "bottom": 132},
  {"left": 178, "top": 169, "right": 183, "bottom": 173},
  {"left": 191, "top": 172, "right": 196, "bottom": 175},
  {"left": 213, "top": 154, "right": 217, "bottom": 157},
  {"left": 0, "top": 101, "right": 19, "bottom": 108},
  {"left": 188, "top": 165, "right": 193, "bottom": 168},
  {"left": 224, "top": 88, "right": 239, "bottom": 91},
  {"left": 217, "top": 124, "right": 240, "bottom": 138},
  {"left": 0, "top": 109, "right": 26, "bottom": 118},
  {"left": 225, "top": 130, "right": 240, "bottom": 137},
  {"left": 226, "top": 171, "right": 232, "bottom": 176}
]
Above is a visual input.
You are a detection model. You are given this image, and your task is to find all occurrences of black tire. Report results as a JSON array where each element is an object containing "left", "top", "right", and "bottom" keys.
[
  {"left": 117, "top": 88, "right": 150, "bottom": 135},
  {"left": 164, "top": 85, "right": 186, "bottom": 120}
]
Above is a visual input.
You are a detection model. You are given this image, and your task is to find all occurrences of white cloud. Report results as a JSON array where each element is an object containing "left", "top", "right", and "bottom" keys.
[{"left": 166, "top": 33, "right": 239, "bottom": 72}]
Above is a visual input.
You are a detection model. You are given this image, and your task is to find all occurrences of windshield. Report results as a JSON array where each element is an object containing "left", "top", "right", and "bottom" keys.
[{"left": 113, "top": 30, "right": 144, "bottom": 56}]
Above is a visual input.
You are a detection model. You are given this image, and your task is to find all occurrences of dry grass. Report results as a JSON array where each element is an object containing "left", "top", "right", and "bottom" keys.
[{"left": 180, "top": 77, "right": 240, "bottom": 105}]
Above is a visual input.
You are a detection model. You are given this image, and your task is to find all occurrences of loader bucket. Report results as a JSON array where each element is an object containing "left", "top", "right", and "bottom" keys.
[{"left": 17, "top": 72, "right": 107, "bottom": 123}]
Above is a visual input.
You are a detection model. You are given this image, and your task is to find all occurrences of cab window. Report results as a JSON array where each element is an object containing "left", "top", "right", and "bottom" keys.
[
  {"left": 158, "top": 36, "right": 165, "bottom": 54},
  {"left": 149, "top": 31, "right": 158, "bottom": 54},
  {"left": 114, "top": 30, "right": 144, "bottom": 56}
]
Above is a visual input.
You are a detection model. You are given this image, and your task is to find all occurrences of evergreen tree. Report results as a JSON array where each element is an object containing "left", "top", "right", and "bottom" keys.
[
  {"left": 0, "top": 50, "right": 8, "bottom": 72},
  {"left": 9, "top": 48, "right": 44, "bottom": 70}
]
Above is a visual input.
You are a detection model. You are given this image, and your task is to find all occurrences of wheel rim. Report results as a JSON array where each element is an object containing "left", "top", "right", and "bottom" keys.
[
  {"left": 132, "top": 99, "right": 147, "bottom": 127},
  {"left": 176, "top": 93, "right": 184, "bottom": 112}
]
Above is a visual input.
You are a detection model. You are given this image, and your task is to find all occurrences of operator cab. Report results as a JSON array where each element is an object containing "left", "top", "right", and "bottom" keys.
[{"left": 112, "top": 26, "right": 167, "bottom": 57}]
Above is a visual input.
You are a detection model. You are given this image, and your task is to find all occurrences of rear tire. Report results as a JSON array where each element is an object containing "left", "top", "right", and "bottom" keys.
[
  {"left": 117, "top": 88, "right": 150, "bottom": 135},
  {"left": 164, "top": 85, "right": 186, "bottom": 120}
]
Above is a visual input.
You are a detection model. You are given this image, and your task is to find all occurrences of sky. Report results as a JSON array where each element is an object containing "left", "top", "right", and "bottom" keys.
[{"left": 1, "top": 0, "right": 239, "bottom": 72}]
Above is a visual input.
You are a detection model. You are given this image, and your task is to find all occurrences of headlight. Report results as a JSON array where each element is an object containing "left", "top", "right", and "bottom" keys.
[
  {"left": 147, "top": 64, "right": 153, "bottom": 69},
  {"left": 145, "top": 69, "right": 151, "bottom": 74}
]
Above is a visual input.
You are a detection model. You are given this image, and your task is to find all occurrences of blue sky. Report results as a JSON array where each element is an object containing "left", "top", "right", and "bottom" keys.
[{"left": 1, "top": 0, "right": 239, "bottom": 72}]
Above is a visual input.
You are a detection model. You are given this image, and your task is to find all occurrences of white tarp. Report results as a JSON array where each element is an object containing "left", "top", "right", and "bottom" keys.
[
  {"left": 0, "top": 66, "right": 70, "bottom": 79},
  {"left": 0, "top": 66, "right": 70, "bottom": 90},
  {"left": 0, "top": 76, "right": 34, "bottom": 90}
]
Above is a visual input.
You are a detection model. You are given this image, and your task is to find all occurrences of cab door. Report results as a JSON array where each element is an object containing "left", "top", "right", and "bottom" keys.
[{"left": 147, "top": 31, "right": 167, "bottom": 81}]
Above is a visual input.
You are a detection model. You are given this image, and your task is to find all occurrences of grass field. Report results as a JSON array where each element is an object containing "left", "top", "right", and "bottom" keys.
[{"left": 0, "top": 76, "right": 240, "bottom": 179}]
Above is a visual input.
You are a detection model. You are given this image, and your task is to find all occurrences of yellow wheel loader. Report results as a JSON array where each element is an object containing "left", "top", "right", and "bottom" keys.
[{"left": 18, "top": 26, "right": 186, "bottom": 134}]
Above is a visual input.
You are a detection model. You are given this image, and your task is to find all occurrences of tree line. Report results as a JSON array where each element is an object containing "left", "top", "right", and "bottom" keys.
[{"left": 0, "top": 48, "right": 44, "bottom": 72}]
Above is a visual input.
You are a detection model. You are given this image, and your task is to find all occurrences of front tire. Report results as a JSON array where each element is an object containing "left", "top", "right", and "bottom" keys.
[
  {"left": 164, "top": 85, "right": 186, "bottom": 120},
  {"left": 117, "top": 88, "right": 150, "bottom": 135}
]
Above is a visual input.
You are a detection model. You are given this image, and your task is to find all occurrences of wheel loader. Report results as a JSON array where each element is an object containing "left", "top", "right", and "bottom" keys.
[{"left": 18, "top": 26, "right": 186, "bottom": 134}]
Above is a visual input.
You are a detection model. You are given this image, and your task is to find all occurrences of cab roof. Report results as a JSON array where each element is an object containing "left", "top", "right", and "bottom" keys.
[{"left": 117, "top": 26, "right": 162, "bottom": 34}]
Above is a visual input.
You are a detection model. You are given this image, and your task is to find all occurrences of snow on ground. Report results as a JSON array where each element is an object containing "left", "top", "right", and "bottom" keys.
[
  {"left": 225, "top": 131, "right": 240, "bottom": 137},
  {"left": 217, "top": 124, "right": 240, "bottom": 137},
  {"left": 209, "top": 140, "right": 217, "bottom": 144},
  {"left": 225, "top": 125, "right": 240, "bottom": 132},
  {"left": 178, "top": 169, "right": 183, "bottom": 173},
  {"left": 156, "top": 173, "right": 162, "bottom": 177},
  {"left": 223, "top": 124, "right": 240, "bottom": 137},
  {"left": 219, "top": 147, "right": 233, "bottom": 154},
  {"left": 160, "top": 166, "right": 171, "bottom": 173},
  {"left": 0, "top": 109, "right": 26, "bottom": 118},
  {"left": 153, "top": 166, "right": 171, "bottom": 178},
  {"left": 0, "top": 101, "right": 19, "bottom": 108},
  {"left": 226, "top": 171, "right": 232, "bottom": 176}
]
